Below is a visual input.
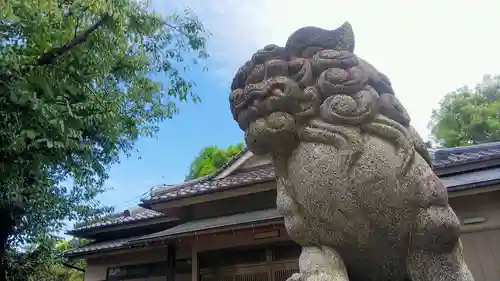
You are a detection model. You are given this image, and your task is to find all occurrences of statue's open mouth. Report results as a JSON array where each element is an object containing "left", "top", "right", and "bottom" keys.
[
  {"left": 238, "top": 87, "right": 286, "bottom": 129},
  {"left": 231, "top": 78, "right": 302, "bottom": 131}
]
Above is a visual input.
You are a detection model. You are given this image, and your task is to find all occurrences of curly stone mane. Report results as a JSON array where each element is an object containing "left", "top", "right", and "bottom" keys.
[{"left": 229, "top": 21, "right": 431, "bottom": 175}]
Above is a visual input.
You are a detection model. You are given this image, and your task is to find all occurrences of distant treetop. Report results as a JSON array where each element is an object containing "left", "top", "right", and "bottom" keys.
[
  {"left": 185, "top": 142, "right": 245, "bottom": 181},
  {"left": 429, "top": 74, "right": 500, "bottom": 147}
]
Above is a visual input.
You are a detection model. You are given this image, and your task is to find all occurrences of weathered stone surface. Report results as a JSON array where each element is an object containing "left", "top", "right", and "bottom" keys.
[{"left": 229, "top": 22, "right": 474, "bottom": 281}]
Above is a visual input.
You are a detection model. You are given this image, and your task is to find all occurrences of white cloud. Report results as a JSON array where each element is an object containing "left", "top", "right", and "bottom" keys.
[{"left": 153, "top": 0, "right": 500, "bottom": 139}]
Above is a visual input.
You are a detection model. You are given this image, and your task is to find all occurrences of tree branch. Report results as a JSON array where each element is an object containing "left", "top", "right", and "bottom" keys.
[
  {"left": 165, "top": 22, "right": 191, "bottom": 39},
  {"left": 35, "top": 15, "right": 111, "bottom": 66}
]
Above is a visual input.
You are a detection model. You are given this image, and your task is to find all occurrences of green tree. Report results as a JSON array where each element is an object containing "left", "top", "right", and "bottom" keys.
[
  {"left": 8, "top": 237, "right": 87, "bottom": 281},
  {"left": 186, "top": 142, "right": 245, "bottom": 180},
  {"left": 0, "top": 0, "right": 208, "bottom": 279},
  {"left": 429, "top": 74, "right": 500, "bottom": 147}
]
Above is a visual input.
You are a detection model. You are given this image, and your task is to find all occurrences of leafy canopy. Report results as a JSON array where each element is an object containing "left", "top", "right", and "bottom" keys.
[
  {"left": 8, "top": 237, "right": 87, "bottom": 281},
  {"left": 186, "top": 142, "right": 245, "bottom": 180},
  {"left": 0, "top": 0, "right": 208, "bottom": 278},
  {"left": 429, "top": 74, "right": 500, "bottom": 147}
]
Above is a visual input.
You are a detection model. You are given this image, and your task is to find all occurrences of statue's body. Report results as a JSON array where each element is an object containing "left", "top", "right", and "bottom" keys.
[{"left": 229, "top": 22, "right": 474, "bottom": 281}]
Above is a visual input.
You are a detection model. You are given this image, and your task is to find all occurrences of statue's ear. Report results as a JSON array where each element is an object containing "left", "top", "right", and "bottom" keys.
[{"left": 334, "top": 21, "right": 355, "bottom": 53}]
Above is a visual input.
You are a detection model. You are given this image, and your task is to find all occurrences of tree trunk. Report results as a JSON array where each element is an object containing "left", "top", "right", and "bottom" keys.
[{"left": 0, "top": 208, "right": 15, "bottom": 281}]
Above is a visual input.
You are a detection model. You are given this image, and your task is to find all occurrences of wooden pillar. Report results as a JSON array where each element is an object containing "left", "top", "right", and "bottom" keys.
[
  {"left": 167, "top": 244, "right": 176, "bottom": 281},
  {"left": 191, "top": 247, "right": 199, "bottom": 281}
]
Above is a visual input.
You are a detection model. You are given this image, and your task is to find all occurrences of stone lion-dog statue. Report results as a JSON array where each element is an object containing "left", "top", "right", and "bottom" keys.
[{"left": 229, "top": 22, "right": 474, "bottom": 281}]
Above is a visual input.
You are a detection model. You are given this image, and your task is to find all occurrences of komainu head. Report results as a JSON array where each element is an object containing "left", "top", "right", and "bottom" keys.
[{"left": 229, "top": 22, "right": 429, "bottom": 167}]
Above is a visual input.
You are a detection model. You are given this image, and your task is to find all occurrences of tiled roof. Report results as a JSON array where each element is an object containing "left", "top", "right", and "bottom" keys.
[
  {"left": 70, "top": 208, "right": 163, "bottom": 233},
  {"left": 142, "top": 142, "right": 500, "bottom": 205},
  {"left": 128, "top": 208, "right": 282, "bottom": 244},
  {"left": 143, "top": 165, "right": 275, "bottom": 204},
  {"left": 151, "top": 148, "right": 249, "bottom": 197},
  {"left": 433, "top": 141, "right": 500, "bottom": 168},
  {"left": 64, "top": 237, "right": 132, "bottom": 257},
  {"left": 64, "top": 209, "right": 282, "bottom": 257}
]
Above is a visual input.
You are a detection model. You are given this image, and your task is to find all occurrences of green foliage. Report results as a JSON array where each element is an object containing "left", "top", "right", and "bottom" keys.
[
  {"left": 0, "top": 0, "right": 208, "bottom": 279},
  {"left": 8, "top": 237, "right": 87, "bottom": 281},
  {"left": 429, "top": 75, "right": 500, "bottom": 147},
  {"left": 186, "top": 142, "right": 245, "bottom": 181}
]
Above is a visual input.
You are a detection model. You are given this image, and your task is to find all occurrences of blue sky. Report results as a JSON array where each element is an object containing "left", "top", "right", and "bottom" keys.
[{"left": 93, "top": 0, "right": 500, "bottom": 216}]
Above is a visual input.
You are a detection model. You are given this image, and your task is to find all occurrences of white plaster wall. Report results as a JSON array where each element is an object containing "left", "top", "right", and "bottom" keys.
[{"left": 450, "top": 190, "right": 500, "bottom": 232}]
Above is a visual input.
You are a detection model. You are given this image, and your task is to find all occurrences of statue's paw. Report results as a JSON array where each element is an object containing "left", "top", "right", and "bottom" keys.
[
  {"left": 287, "top": 273, "right": 303, "bottom": 281},
  {"left": 287, "top": 272, "right": 349, "bottom": 281},
  {"left": 309, "top": 272, "right": 349, "bottom": 281}
]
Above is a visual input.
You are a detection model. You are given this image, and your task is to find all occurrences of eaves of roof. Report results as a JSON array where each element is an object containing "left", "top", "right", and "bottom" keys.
[
  {"left": 64, "top": 209, "right": 282, "bottom": 257},
  {"left": 443, "top": 166, "right": 500, "bottom": 191},
  {"left": 63, "top": 236, "right": 145, "bottom": 258},
  {"left": 128, "top": 208, "right": 282, "bottom": 245}
]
